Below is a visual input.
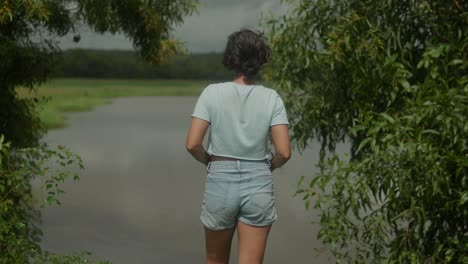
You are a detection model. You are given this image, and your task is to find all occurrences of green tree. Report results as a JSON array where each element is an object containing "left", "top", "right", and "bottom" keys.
[
  {"left": 0, "top": 0, "right": 198, "bottom": 147},
  {"left": 0, "top": 0, "right": 197, "bottom": 262},
  {"left": 265, "top": 0, "right": 467, "bottom": 263}
]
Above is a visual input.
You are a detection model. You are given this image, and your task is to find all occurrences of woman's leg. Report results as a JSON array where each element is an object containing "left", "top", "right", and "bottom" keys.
[
  {"left": 237, "top": 221, "right": 272, "bottom": 264},
  {"left": 204, "top": 226, "right": 236, "bottom": 264}
]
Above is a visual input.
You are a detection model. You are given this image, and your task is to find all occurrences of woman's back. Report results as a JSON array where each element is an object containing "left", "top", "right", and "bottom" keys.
[{"left": 192, "top": 82, "right": 288, "bottom": 160}]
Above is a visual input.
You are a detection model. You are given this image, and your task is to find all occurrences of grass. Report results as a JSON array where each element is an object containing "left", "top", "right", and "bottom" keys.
[{"left": 17, "top": 78, "right": 208, "bottom": 129}]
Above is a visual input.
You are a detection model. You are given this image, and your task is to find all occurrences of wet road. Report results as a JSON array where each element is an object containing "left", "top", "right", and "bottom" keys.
[{"left": 40, "top": 96, "right": 339, "bottom": 263}]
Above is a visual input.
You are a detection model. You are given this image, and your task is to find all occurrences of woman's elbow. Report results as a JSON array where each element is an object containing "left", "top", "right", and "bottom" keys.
[
  {"left": 186, "top": 142, "right": 200, "bottom": 153},
  {"left": 278, "top": 149, "right": 291, "bottom": 161}
]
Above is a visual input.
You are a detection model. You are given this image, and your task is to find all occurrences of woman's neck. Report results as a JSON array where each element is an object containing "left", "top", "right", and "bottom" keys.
[{"left": 232, "top": 75, "right": 255, "bottom": 85}]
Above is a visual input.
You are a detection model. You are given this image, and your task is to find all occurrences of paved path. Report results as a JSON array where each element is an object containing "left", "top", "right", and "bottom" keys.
[{"left": 40, "top": 97, "right": 339, "bottom": 263}]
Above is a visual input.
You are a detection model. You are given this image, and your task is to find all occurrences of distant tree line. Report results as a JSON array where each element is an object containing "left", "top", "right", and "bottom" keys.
[{"left": 53, "top": 49, "right": 233, "bottom": 80}]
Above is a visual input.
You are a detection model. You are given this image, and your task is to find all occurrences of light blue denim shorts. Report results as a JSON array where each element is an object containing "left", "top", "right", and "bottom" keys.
[{"left": 200, "top": 159, "right": 277, "bottom": 230}]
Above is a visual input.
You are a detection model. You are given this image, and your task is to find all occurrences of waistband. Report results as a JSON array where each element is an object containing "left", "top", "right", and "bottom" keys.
[{"left": 207, "top": 159, "right": 271, "bottom": 172}]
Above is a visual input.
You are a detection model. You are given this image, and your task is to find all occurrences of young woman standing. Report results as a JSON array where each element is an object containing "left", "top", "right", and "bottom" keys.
[{"left": 186, "top": 28, "right": 291, "bottom": 264}]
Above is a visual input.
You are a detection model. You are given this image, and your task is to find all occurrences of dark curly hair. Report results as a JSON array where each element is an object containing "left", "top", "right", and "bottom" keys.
[{"left": 222, "top": 28, "right": 271, "bottom": 79}]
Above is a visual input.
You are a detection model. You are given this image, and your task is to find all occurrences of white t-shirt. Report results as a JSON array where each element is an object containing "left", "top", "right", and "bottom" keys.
[{"left": 191, "top": 82, "right": 289, "bottom": 160}]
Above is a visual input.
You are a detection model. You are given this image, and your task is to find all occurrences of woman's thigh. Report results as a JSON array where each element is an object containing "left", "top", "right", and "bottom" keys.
[
  {"left": 237, "top": 221, "right": 272, "bottom": 264},
  {"left": 204, "top": 226, "right": 236, "bottom": 264}
]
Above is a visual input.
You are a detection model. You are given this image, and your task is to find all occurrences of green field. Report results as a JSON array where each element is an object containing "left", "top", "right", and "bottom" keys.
[{"left": 17, "top": 78, "right": 208, "bottom": 129}]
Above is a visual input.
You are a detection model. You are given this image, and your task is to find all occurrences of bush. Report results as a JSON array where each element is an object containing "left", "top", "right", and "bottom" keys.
[
  {"left": 0, "top": 135, "right": 98, "bottom": 263},
  {"left": 265, "top": 0, "right": 467, "bottom": 262}
]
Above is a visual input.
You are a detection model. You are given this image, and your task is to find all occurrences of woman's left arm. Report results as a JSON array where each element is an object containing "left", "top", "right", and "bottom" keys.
[{"left": 186, "top": 117, "right": 211, "bottom": 165}]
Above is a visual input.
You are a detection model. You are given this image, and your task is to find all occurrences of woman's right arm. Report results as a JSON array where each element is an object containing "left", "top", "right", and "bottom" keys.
[
  {"left": 186, "top": 117, "right": 211, "bottom": 166},
  {"left": 270, "top": 124, "right": 291, "bottom": 171}
]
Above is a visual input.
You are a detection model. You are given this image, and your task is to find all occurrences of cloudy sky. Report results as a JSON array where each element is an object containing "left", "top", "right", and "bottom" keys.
[{"left": 59, "top": 0, "right": 291, "bottom": 53}]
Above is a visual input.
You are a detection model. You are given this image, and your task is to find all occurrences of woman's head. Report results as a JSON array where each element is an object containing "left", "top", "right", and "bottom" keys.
[{"left": 222, "top": 28, "right": 271, "bottom": 80}]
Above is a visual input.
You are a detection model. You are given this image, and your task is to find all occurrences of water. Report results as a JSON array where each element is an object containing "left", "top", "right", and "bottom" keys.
[{"left": 40, "top": 96, "right": 339, "bottom": 263}]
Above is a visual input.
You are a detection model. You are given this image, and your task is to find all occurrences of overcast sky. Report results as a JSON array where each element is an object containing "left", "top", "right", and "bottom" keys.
[{"left": 58, "top": 0, "right": 291, "bottom": 53}]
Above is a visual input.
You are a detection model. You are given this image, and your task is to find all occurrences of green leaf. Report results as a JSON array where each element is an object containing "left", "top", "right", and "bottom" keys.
[
  {"left": 297, "top": 175, "right": 305, "bottom": 187},
  {"left": 356, "top": 137, "right": 372, "bottom": 154},
  {"left": 421, "top": 129, "right": 440, "bottom": 135},
  {"left": 399, "top": 79, "right": 411, "bottom": 91},
  {"left": 380, "top": 113, "right": 395, "bottom": 124},
  {"left": 417, "top": 60, "right": 425, "bottom": 69},
  {"left": 459, "top": 193, "right": 468, "bottom": 206},
  {"left": 73, "top": 174, "right": 80, "bottom": 181},
  {"left": 309, "top": 175, "right": 321, "bottom": 188},
  {"left": 46, "top": 196, "right": 55, "bottom": 205},
  {"left": 448, "top": 59, "right": 463, "bottom": 66}
]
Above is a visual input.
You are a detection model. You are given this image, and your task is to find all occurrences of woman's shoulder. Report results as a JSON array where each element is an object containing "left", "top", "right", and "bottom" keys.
[
  {"left": 206, "top": 82, "right": 231, "bottom": 88},
  {"left": 202, "top": 82, "right": 231, "bottom": 93},
  {"left": 203, "top": 82, "right": 280, "bottom": 100},
  {"left": 252, "top": 85, "right": 281, "bottom": 99},
  {"left": 258, "top": 85, "right": 278, "bottom": 94}
]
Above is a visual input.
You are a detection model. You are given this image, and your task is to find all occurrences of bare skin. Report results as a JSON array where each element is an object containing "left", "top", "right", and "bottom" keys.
[
  {"left": 186, "top": 117, "right": 210, "bottom": 165},
  {"left": 203, "top": 221, "right": 271, "bottom": 264},
  {"left": 186, "top": 74, "right": 291, "bottom": 264},
  {"left": 237, "top": 221, "right": 271, "bottom": 264},
  {"left": 270, "top": 124, "right": 291, "bottom": 171},
  {"left": 233, "top": 74, "right": 255, "bottom": 85},
  {"left": 204, "top": 226, "right": 236, "bottom": 264}
]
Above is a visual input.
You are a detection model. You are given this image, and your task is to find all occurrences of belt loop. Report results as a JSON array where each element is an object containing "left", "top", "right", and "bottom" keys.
[
  {"left": 206, "top": 161, "right": 211, "bottom": 172},
  {"left": 266, "top": 158, "right": 271, "bottom": 168},
  {"left": 237, "top": 160, "right": 240, "bottom": 170}
]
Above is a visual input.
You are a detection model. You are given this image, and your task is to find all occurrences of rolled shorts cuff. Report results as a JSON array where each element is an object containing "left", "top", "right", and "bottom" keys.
[
  {"left": 238, "top": 215, "right": 277, "bottom": 227},
  {"left": 201, "top": 215, "right": 236, "bottom": 230}
]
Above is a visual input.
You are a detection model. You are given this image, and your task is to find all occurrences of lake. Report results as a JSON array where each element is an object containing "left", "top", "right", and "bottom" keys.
[{"left": 40, "top": 96, "right": 340, "bottom": 263}]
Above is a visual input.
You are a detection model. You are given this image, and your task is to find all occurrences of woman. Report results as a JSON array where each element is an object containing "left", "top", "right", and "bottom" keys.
[{"left": 186, "top": 28, "right": 291, "bottom": 264}]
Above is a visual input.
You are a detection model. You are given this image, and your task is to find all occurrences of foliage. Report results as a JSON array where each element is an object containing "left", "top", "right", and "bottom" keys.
[
  {"left": 0, "top": 0, "right": 198, "bottom": 147},
  {"left": 0, "top": 134, "right": 86, "bottom": 262},
  {"left": 265, "top": 0, "right": 467, "bottom": 263},
  {"left": 52, "top": 49, "right": 231, "bottom": 80},
  {"left": 0, "top": 1, "right": 197, "bottom": 262},
  {"left": 0, "top": 0, "right": 198, "bottom": 62},
  {"left": 0, "top": 87, "right": 46, "bottom": 148}
]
